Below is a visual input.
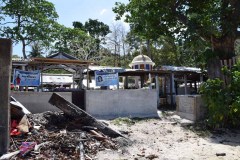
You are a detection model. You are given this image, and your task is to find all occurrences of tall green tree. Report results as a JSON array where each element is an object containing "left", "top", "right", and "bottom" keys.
[
  {"left": 73, "top": 19, "right": 110, "bottom": 49},
  {"left": 114, "top": 0, "right": 240, "bottom": 78},
  {"left": 84, "top": 19, "right": 110, "bottom": 41},
  {"left": 72, "top": 21, "right": 85, "bottom": 31},
  {"left": 52, "top": 25, "right": 88, "bottom": 54},
  {"left": 28, "top": 42, "right": 44, "bottom": 58},
  {"left": 0, "top": 0, "right": 58, "bottom": 59}
]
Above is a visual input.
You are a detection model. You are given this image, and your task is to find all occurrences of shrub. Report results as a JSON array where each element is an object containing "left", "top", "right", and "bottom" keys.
[{"left": 200, "top": 62, "right": 240, "bottom": 128}]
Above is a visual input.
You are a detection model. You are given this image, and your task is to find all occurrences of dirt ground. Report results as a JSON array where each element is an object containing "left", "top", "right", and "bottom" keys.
[{"left": 96, "top": 111, "right": 240, "bottom": 160}]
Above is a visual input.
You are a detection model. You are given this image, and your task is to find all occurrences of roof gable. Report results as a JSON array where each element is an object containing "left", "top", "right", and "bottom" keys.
[{"left": 47, "top": 52, "right": 78, "bottom": 60}]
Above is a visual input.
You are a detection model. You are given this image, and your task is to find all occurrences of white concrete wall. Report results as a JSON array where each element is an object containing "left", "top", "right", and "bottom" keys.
[
  {"left": 176, "top": 95, "right": 206, "bottom": 121},
  {"left": 11, "top": 92, "right": 72, "bottom": 113},
  {"left": 85, "top": 89, "right": 158, "bottom": 119}
]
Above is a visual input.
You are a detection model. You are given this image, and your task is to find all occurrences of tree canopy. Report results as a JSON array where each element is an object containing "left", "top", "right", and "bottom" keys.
[
  {"left": 113, "top": 0, "right": 240, "bottom": 58},
  {"left": 0, "top": 0, "right": 59, "bottom": 59},
  {"left": 73, "top": 19, "right": 111, "bottom": 48}
]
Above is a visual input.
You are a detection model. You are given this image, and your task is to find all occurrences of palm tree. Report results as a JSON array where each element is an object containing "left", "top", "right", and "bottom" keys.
[{"left": 28, "top": 42, "right": 44, "bottom": 58}]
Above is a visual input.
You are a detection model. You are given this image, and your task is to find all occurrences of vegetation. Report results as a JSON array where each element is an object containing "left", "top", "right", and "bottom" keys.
[
  {"left": 113, "top": 0, "right": 240, "bottom": 77},
  {"left": 0, "top": 0, "right": 59, "bottom": 59},
  {"left": 111, "top": 117, "right": 150, "bottom": 126},
  {"left": 200, "top": 62, "right": 240, "bottom": 128},
  {"left": 28, "top": 42, "right": 45, "bottom": 58}
]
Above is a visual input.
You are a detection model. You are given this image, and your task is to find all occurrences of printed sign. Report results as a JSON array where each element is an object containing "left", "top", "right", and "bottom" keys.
[
  {"left": 95, "top": 70, "right": 119, "bottom": 86},
  {"left": 13, "top": 69, "right": 40, "bottom": 86}
]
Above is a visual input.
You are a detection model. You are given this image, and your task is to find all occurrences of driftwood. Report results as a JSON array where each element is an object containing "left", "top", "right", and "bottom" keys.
[
  {"left": 89, "top": 130, "right": 107, "bottom": 141},
  {"left": 48, "top": 93, "right": 123, "bottom": 138}
]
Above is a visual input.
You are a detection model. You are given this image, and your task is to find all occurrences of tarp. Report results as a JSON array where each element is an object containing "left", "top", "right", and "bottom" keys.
[
  {"left": 95, "top": 70, "right": 119, "bottom": 86},
  {"left": 13, "top": 69, "right": 40, "bottom": 86}
]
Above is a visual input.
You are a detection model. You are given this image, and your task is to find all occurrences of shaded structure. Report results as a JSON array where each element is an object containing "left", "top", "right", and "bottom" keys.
[{"left": 28, "top": 57, "right": 95, "bottom": 89}]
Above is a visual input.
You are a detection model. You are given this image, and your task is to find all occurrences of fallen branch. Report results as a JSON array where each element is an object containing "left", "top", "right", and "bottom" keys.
[{"left": 89, "top": 130, "right": 107, "bottom": 141}]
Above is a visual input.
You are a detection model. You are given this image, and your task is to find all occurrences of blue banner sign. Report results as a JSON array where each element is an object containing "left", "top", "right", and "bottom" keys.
[
  {"left": 13, "top": 69, "right": 40, "bottom": 86},
  {"left": 95, "top": 70, "right": 119, "bottom": 86}
]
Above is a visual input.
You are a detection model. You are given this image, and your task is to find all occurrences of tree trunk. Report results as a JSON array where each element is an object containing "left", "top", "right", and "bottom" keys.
[
  {"left": 146, "top": 39, "right": 151, "bottom": 60},
  {"left": 21, "top": 39, "right": 27, "bottom": 59},
  {"left": 207, "top": 36, "right": 236, "bottom": 79}
]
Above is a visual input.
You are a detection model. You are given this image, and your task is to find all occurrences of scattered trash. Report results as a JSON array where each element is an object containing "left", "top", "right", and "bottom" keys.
[
  {"left": 0, "top": 150, "right": 20, "bottom": 160},
  {"left": 17, "top": 115, "right": 31, "bottom": 133},
  {"left": 216, "top": 153, "right": 226, "bottom": 156},
  {"left": 19, "top": 142, "right": 37, "bottom": 156},
  {"left": 6, "top": 93, "right": 124, "bottom": 159},
  {"left": 10, "top": 96, "right": 31, "bottom": 115}
]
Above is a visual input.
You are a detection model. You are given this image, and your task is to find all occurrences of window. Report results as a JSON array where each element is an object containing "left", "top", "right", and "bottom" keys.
[{"left": 146, "top": 64, "right": 150, "bottom": 70}]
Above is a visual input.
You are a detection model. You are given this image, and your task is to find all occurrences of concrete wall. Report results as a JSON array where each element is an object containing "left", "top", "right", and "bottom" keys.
[
  {"left": 11, "top": 92, "right": 72, "bottom": 113},
  {"left": 176, "top": 95, "right": 206, "bottom": 121},
  {"left": 85, "top": 89, "right": 158, "bottom": 119}
]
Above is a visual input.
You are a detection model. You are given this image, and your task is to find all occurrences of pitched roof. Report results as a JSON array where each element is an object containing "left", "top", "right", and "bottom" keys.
[{"left": 47, "top": 52, "right": 78, "bottom": 60}]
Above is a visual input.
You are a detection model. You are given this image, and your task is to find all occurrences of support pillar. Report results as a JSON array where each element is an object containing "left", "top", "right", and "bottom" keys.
[
  {"left": 148, "top": 73, "right": 152, "bottom": 89},
  {"left": 0, "top": 39, "right": 12, "bottom": 155},
  {"left": 124, "top": 76, "right": 128, "bottom": 89},
  {"left": 155, "top": 75, "right": 160, "bottom": 108},
  {"left": 184, "top": 74, "right": 187, "bottom": 95},
  {"left": 87, "top": 65, "right": 89, "bottom": 90},
  {"left": 170, "top": 72, "right": 174, "bottom": 107}
]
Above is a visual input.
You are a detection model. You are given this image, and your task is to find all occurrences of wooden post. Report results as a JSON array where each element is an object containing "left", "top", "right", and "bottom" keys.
[
  {"left": 170, "top": 72, "right": 174, "bottom": 107},
  {"left": 40, "top": 63, "right": 43, "bottom": 92},
  {"left": 124, "top": 76, "right": 128, "bottom": 89},
  {"left": 87, "top": 65, "right": 89, "bottom": 90},
  {"left": 184, "top": 74, "right": 187, "bottom": 95},
  {"left": 155, "top": 75, "right": 160, "bottom": 108},
  {"left": 140, "top": 75, "right": 144, "bottom": 88},
  {"left": 0, "top": 39, "right": 12, "bottom": 155}
]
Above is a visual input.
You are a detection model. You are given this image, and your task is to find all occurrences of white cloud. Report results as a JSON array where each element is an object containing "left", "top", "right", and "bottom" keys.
[{"left": 100, "top": 9, "right": 107, "bottom": 15}]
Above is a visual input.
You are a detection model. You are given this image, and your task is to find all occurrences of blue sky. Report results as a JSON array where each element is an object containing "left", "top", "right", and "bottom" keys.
[{"left": 13, "top": 0, "right": 129, "bottom": 57}]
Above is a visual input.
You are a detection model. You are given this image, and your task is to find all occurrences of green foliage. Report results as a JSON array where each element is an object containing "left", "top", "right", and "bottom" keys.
[
  {"left": 113, "top": 0, "right": 240, "bottom": 69},
  {"left": 111, "top": 117, "right": 153, "bottom": 126},
  {"left": 200, "top": 62, "right": 240, "bottom": 128},
  {"left": 84, "top": 19, "right": 110, "bottom": 40},
  {"left": 28, "top": 42, "right": 44, "bottom": 58},
  {"left": 114, "top": 0, "right": 240, "bottom": 42},
  {"left": 52, "top": 25, "right": 88, "bottom": 54},
  {"left": 73, "top": 19, "right": 110, "bottom": 48},
  {"left": 12, "top": 54, "right": 20, "bottom": 58},
  {"left": 111, "top": 117, "right": 136, "bottom": 126},
  {"left": 43, "top": 69, "right": 70, "bottom": 74},
  {"left": 0, "top": 0, "right": 59, "bottom": 59}
]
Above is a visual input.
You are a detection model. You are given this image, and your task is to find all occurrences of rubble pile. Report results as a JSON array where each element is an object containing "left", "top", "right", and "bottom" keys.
[
  {"left": 7, "top": 112, "right": 119, "bottom": 160},
  {"left": 1, "top": 94, "right": 124, "bottom": 160}
]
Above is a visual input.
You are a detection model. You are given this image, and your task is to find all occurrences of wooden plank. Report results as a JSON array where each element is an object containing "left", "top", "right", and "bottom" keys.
[
  {"left": 0, "top": 39, "right": 12, "bottom": 155},
  {"left": 48, "top": 93, "right": 123, "bottom": 138}
]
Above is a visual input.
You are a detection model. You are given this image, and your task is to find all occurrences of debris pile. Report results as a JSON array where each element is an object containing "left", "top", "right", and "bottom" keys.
[
  {"left": 6, "top": 112, "right": 119, "bottom": 159},
  {"left": 1, "top": 94, "right": 124, "bottom": 160}
]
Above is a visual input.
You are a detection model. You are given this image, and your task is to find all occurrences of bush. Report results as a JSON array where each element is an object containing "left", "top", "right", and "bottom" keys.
[{"left": 200, "top": 62, "right": 240, "bottom": 128}]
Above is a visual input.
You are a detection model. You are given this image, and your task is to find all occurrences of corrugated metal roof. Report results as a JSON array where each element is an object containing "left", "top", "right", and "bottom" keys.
[
  {"left": 85, "top": 65, "right": 125, "bottom": 73},
  {"left": 159, "top": 66, "right": 203, "bottom": 73}
]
